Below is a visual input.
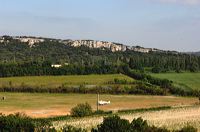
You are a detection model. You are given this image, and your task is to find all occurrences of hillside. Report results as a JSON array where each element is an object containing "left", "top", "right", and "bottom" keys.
[
  {"left": 0, "top": 35, "right": 200, "bottom": 78},
  {"left": 186, "top": 51, "right": 200, "bottom": 56},
  {"left": 0, "top": 35, "right": 173, "bottom": 53},
  {"left": 193, "top": 52, "right": 200, "bottom": 56}
]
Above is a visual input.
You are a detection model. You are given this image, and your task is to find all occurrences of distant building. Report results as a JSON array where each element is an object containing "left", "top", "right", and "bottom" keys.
[
  {"left": 64, "top": 63, "right": 69, "bottom": 66},
  {"left": 51, "top": 64, "right": 62, "bottom": 68}
]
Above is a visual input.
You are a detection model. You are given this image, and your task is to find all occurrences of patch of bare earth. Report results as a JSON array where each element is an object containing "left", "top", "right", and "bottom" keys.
[{"left": 0, "top": 108, "right": 70, "bottom": 118}]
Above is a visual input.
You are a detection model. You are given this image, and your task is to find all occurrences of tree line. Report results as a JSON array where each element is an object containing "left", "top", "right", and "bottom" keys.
[{"left": 0, "top": 61, "right": 118, "bottom": 77}]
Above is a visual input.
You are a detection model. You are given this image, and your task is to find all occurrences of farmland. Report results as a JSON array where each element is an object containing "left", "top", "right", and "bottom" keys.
[
  {"left": 0, "top": 73, "right": 199, "bottom": 130},
  {"left": 0, "top": 93, "right": 197, "bottom": 118},
  {"left": 0, "top": 74, "right": 134, "bottom": 88},
  {"left": 151, "top": 72, "right": 200, "bottom": 90},
  {"left": 57, "top": 105, "right": 200, "bottom": 131}
]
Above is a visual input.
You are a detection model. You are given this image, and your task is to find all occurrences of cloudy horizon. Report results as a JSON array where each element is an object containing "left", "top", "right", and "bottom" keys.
[{"left": 0, "top": 0, "right": 200, "bottom": 52}]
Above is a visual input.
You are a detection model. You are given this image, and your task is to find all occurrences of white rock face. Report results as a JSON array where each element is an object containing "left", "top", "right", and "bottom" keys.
[
  {"left": 0, "top": 36, "right": 169, "bottom": 53},
  {"left": 15, "top": 37, "right": 45, "bottom": 47},
  {"left": 68, "top": 40, "right": 127, "bottom": 52}
]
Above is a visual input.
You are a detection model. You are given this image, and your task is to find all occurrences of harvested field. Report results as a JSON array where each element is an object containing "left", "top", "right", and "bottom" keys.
[{"left": 55, "top": 105, "right": 200, "bottom": 131}]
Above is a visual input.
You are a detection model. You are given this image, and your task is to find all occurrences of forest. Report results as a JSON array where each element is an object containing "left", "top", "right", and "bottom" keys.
[{"left": 0, "top": 39, "right": 200, "bottom": 77}]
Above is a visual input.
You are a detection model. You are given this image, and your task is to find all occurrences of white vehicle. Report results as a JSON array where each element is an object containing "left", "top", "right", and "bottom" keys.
[{"left": 98, "top": 100, "right": 111, "bottom": 105}]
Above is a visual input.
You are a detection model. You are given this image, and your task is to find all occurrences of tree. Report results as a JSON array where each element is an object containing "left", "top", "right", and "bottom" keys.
[
  {"left": 93, "top": 115, "right": 130, "bottom": 132},
  {"left": 93, "top": 115, "right": 170, "bottom": 132},
  {"left": 178, "top": 125, "right": 197, "bottom": 132},
  {"left": 190, "top": 62, "right": 199, "bottom": 72},
  {"left": 130, "top": 117, "right": 148, "bottom": 132},
  {"left": 71, "top": 103, "right": 93, "bottom": 117},
  {"left": 152, "top": 66, "right": 162, "bottom": 73}
]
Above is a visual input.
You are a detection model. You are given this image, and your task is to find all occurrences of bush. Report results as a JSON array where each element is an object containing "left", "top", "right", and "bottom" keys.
[
  {"left": 0, "top": 113, "right": 52, "bottom": 132},
  {"left": 152, "top": 66, "right": 162, "bottom": 73},
  {"left": 71, "top": 103, "right": 93, "bottom": 117},
  {"left": 93, "top": 110, "right": 113, "bottom": 115},
  {"left": 93, "top": 115, "right": 170, "bottom": 132},
  {"left": 0, "top": 113, "right": 35, "bottom": 132},
  {"left": 130, "top": 117, "right": 149, "bottom": 131},
  {"left": 61, "top": 125, "right": 87, "bottom": 132},
  {"left": 93, "top": 115, "right": 130, "bottom": 132},
  {"left": 178, "top": 125, "right": 197, "bottom": 132}
]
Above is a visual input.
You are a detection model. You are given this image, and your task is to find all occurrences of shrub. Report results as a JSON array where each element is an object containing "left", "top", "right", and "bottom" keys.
[
  {"left": 178, "top": 125, "right": 197, "bottom": 132},
  {"left": 130, "top": 117, "right": 149, "bottom": 131},
  {"left": 61, "top": 125, "right": 87, "bottom": 132},
  {"left": 93, "top": 115, "right": 130, "bottom": 132},
  {"left": 147, "top": 126, "right": 169, "bottom": 132},
  {"left": 93, "top": 115, "right": 170, "bottom": 132},
  {"left": 0, "top": 113, "right": 35, "bottom": 132},
  {"left": 71, "top": 103, "right": 93, "bottom": 117},
  {"left": 0, "top": 113, "right": 53, "bottom": 132},
  {"left": 152, "top": 66, "right": 162, "bottom": 73},
  {"left": 93, "top": 110, "right": 113, "bottom": 115}
]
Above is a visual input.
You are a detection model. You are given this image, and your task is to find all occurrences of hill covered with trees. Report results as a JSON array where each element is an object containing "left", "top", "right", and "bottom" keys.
[{"left": 0, "top": 36, "right": 200, "bottom": 77}]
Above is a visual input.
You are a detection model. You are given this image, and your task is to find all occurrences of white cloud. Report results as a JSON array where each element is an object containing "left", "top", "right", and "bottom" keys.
[{"left": 151, "top": 0, "right": 200, "bottom": 5}]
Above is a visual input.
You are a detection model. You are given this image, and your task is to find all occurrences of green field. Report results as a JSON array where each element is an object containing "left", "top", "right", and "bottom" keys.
[
  {"left": 0, "top": 93, "right": 197, "bottom": 118},
  {"left": 151, "top": 72, "right": 200, "bottom": 90},
  {"left": 0, "top": 74, "right": 134, "bottom": 88}
]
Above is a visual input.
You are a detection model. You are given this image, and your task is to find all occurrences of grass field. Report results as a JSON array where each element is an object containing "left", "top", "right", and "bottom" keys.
[
  {"left": 0, "top": 93, "right": 197, "bottom": 118},
  {"left": 151, "top": 72, "right": 200, "bottom": 90},
  {"left": 0, "top": 74, "right": 134, "bottom": 88}
]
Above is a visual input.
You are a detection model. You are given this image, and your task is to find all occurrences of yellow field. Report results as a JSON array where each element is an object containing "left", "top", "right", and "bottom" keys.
[{"left": 59, "top": 105, "right": 200, "bottom": 131}]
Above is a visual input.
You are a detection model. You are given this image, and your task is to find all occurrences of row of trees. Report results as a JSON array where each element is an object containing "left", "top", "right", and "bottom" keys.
[
  {"left": 0, "top": 61, "right": 118, "bottom": 77},
  {"left": 93, "top": 115, "right": 197, "bottom": 132}
]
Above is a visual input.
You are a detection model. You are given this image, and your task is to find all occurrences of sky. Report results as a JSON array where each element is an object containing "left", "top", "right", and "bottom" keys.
[{"left": 0, "top": 0, "right": 200, "bottom": 52}]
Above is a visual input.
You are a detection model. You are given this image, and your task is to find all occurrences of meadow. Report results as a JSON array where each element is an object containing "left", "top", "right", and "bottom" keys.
[
  {"left": 151, "top": 72, "right": 200, "bottom": 90},
  {"left": 0, "top": 93, "right": 197, "bottom": 118},
  {"left": 0, "top": 74, "right": 134, "bottom": 88}
]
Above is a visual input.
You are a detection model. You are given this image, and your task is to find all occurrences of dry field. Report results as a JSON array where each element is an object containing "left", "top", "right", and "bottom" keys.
[
  {"left": 54, "top": 105, "right": 200, "bottom": 131},
  {"left": 0, "top": 93, "right": 198, "bottom": 118}
]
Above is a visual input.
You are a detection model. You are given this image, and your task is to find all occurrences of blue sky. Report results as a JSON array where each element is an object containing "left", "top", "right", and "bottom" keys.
[{"left": 0, "top": 0, "right": 200, "bottom": 51}]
